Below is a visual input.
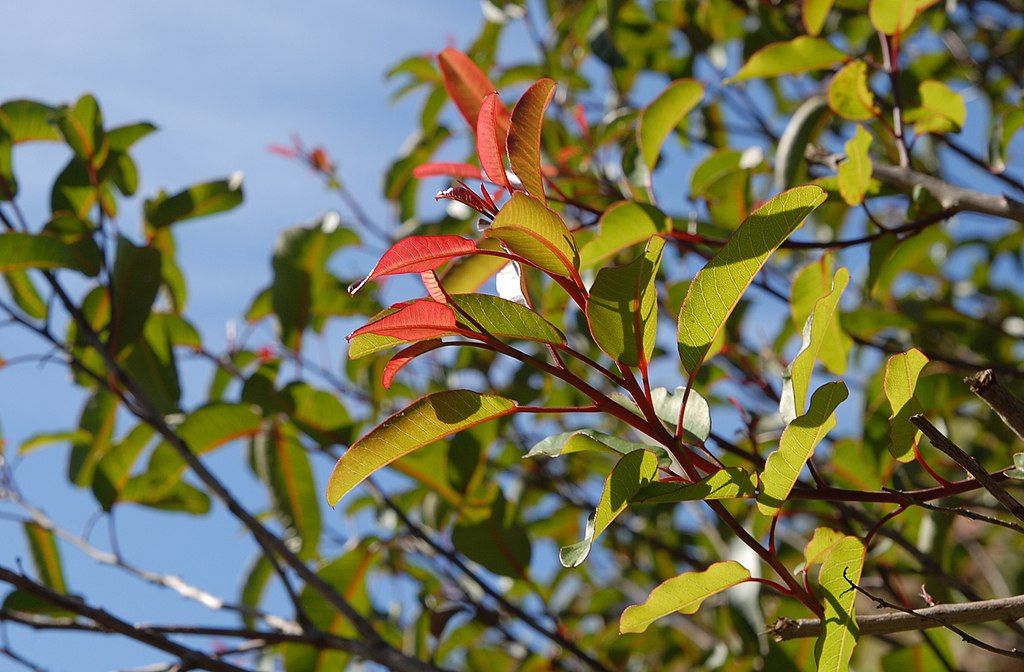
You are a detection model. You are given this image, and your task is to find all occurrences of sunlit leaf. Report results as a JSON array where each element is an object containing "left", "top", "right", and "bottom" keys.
[
  {"left": 731, "top": 37, "right": 845, "bottom": 82},
  {"left": 803, "top": 0, "right": 835, "bottom": 35},
  {"left": 630, "top": 467, "right": 756, "bottom": 504},
  {"left": 507, "top": 78, "right": 555, "bottom": 201},
  {"left": 905, "top": 80, "right": 966, "bottom": 135},
  {"left": 815, "top": 536, "right": 865, "bottom": 672},
  {"left": 437, "top": 47, "right": 500, "bottom": 130},
  {"left": 619, "top": 561, "right": 750, "bottom": 634},
  {"left": 145, "top": 176, "right": 244, "bottom": 228},
  {"left": 351, "top": 235, "right": 478, "bottom": 293},
  {"left": 0, "top": 232, "right": 101, "bottom": 276},
  {"left": 0, "top": 99, "right": 60, "bottom": 143},
  {"left": 803, "top": 527, "right": 846, "bottom": 568},
  {"left": 477, "top": 91, "right": 511, "bottom": 188},
  {"left": 637, "top": 79, "right": 704, "bottom": 173},
  {"left": 837, "top": 126, "right": 872, "bottom": 206},
  {"left": 580, "top": 201, "right": 670, "bottom": 269},
  {"left": 485, "top": 192, "right": 578, "bottom": 277},
  {"left": 649, "top": 386, "right": 711, "bottom": 442},
  {"left": 828, "top": 61, "right": 877, "bottom": 121},
  {"left": 883, "top": 348, "right": 929, "bottom": 462}
]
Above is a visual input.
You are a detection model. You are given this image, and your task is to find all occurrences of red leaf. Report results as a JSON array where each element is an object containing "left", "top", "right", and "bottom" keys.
[
  {"left": 350, "top": 236, "right": 477, "bottom": 294},
  {"left": 438, "top": 48, "right": 497, "bottom": 130},
  {"left": 349, "top": 299, "right": 457, "bottom": 341},
  {"left": 412, "top": 162, "right": 483, "bottom": 180},
  {"left": 382, "top": 340, "right": 445, "bottom": 389},
  {"left": 476, "top": 92, "right": 511, "bottom": 189},
  {"left": 420, "top": 270, "right": 448, "bottom": 303},
  {"left": 435, "top": 186, "right": 497, "bottom": 216},
  {"left": 507, "top": 78, "right": 556, "bottom": 202}
]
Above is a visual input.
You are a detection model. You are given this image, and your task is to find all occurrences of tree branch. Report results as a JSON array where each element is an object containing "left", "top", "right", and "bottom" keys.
[{"left": 966, "top": 369, "right": 1024, "bottom": 441}]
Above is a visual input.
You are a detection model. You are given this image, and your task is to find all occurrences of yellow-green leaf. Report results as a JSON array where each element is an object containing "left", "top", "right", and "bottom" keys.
[
  {"left": 868, "top": 0, "right": 923, "bottom": 34},
  {"left": 815, "top": 536, "right": 866, "bottom": 672},
  {"left": 485, "top": 192, "right": 579, "bottom": 277},
  {"left": 0, "top": 232, "right": 101, "bottom": 276},
  {"left": 758, "top": 381, "right": 848, "bottom": 516},
  {"left": 803, "top": 527, "right": 846, "bottom": 568},
  {"left": 619, "top": 561, "right": 751, "bottom": 634},
  {"left": 905, "top": 80, "right": 966, "bottom": 135},
  {"left": 838, "top": 126, "right": 872, "bottom": 206},
  {"left": 580, "top": 201, "right": 669, "bottom": 269},
  {"left": 883, "top": 348, "right": 929, "bottom": 462},
  {"left": 828, "top": 61, "right": 878, "bottom": 121},
  {"left": 585, "top": 236, "right": 664, "bottom": 367},
  {"left": 23, "top": 523, "right": 67, "bottom": 593},
  {"left": 790, "top": 255, "right": 851, "bottom": 376},
  {"left": 637, "top": 79, "right": 704, "bottom": 173},
  {"left": 326, "top": 391, "right": 518, "bottom": 505},
  {"left": 677, "top": 185, "right": 826, "bottom": 374},
  {"left": 450, "top": 292, "right": 566, "bottom": 345},
  {"left": 630, "top": 467, "right": 757, "bottom": 504},
  {"left": 803, "top": 0, "right": 835, "bottom": 35},
  {"left": 731, "top": 37, "right": 845, "bottom": 82}
]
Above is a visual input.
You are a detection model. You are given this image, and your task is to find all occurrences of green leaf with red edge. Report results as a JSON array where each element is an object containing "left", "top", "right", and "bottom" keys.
[
  {"left": 884, "top": 348, "right": 929, "bottom": 462},
  {"left": 326, "top": 390, "right": 518, "bottom": 505},
  {"left": 637, "top": 79, "right": 704, "bottom": 173},
  {"left": 586, "top": 236, "right": 664, "bottom": 367},
  {"left": 485, "top": 192, "right": 578, "bottom": 277},
  {"left": 350, "top": 235, "right": 479, "bottom": 293},
  {"left": 677, "top": 185, "right": 826, "bottom": 375},
  {"left": 477, "top": 91, "right": 511, "bottom": 188},
  {"left": 109, "top": 236, "right": 162, "bottom": 355},
  {"left": 580, "top": 201, "right": 670, "bottom": 269},
  {"left": 437, "top": 47, "right": 500, "bottom": 130},
  {"left": 507, "top": 78, "right": 555, "bottom": 201},
  {"left": 452, "top": 492, "right": 532, "bottom": 579},
  {"left": 619, "top": 561, "right": 751, "bottom": 634},
  {"left": 730, "top": 37, "right": 845, "bottom": 82}
]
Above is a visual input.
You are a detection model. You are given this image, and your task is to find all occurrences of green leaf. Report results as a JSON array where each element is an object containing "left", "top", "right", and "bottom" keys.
[
  {"left": 649, "top": 386, "right": 711, "bottom": 442},
  {"left": 619, "top": 561, "right": 751, "bottom": 634},
  {"left": 507, "top": 78, "right": 556, "bottom": 201},
  {"left": 0, "top": 232, "right": 101, "bottom": 276},
  {"left": 55, "top": 95, "right": 106, "bottom": 166},
  {"left": 837, "top": 127, "right": 873, "bottom": 206},
  {"left": 803, "top": 0, "right": 835, "bottom": 35},
  {"left": 145, "top": 176, "right": 244, "bottom": 228},
  {"left": 109, "top": 236, "right": 162, "bottom": 354},
  {"left": 92, "top": 424, "right": 155, "bottom": 510},
  {"left": 68, "top": 390, "right": 118, "bottom": 487},
  {"left": 251, "top": 422, "right": 322, "bottom": 559},
  {"left": 731, "top": 37, "right": 845, "bottom": 82},
  {"left": 758, "top": 381, "right": 848, "bottom": 515},
  {"left": 630, "top": 467, "right": 756, "bottom": 504},
  {"left": 677, "top": 185, "right": 826, "bottom": 374},
  {"left": 780, "top": 268, "right": 849, "bottom": 424},
  {"left": 453, "top": 493, "right": 532, "bottom": 578},
  {"left": 0, "top": 100, "right": 60, "bottom": 143},
  {"left": 525, "top": 429, "right": 667, "bottom": 464},
  {"left": 905, "top": 80, "right": 966, "bottom": 135},
  {"left": 579, "top": 202, "right": 669, "bottom": 269},
  {"left": 449, "top": 293, "right": 566, "bottom": 345},
  {"left": 637, "top": 79, "right": 704, "bottom": 173},
  {"left": 790, "top": 255, "right": 851, "bottom": 376},
  {"left": 327, "top": 391, "right": 518, "bottom": 505},
  {"left": 239, "top": 554, "right": 274, "bottom": 629},
  {"left": 997, "top": 108, "right": 1024, "bottom": 170},
  {"left": 883, "top": 348, "right": 929, "bottom": 462},
  {"left": 803, "top": 527, "right": 846, "bottom": 568},
  {"left": 23, "top": 523, "right": 67, "bottom": 593},
  {"left": 106, "top": 122, "right": 157, "bottom": 152},
  {"left": 280, "top": 382, "right": 353, "bottom": 447},
  {"left": 560, "top": 449, "right": 659, "bottom": 567},
  {"left": 828, "top": 61, "right": 877, "bottom": 121},
  {"left": 869, "top": 0, "right": 919, "bottom": 34},
  {"left": 815, "top": 536, "right": 865, "bottom": 672},
  {"left": 2, "top": 270, "right": 47, "bottom": 319},
  {"left": 19, "top": 429, "right": 91, "bottom": 456},
  {"left": 485, "top": 193, "right": 579, "bottom": 278},
  {"left": 774, "top": 96, "right": 830, "bottom": 190},
  {"left": 586, "top": 236, "right": 664, "bottom": 367}
]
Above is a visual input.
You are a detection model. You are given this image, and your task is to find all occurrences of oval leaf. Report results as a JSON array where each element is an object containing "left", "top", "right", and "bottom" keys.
[
  {"left": 828, "top": 61, "right": 878, "bottom": 121},
  {"left": 437, "top": 47, "right": 499, "bottom": 130},
  {"left": 619, "top": 561, "right": 751, "bottom": 634},
  {"left": 884, "top": 348, "right": 929, "bottom": 462},
  {"left": 351, "top": 235, "right": 478, "bottom": 293},
  {"left": 637, "top": 79, "right": 704, "bottom": 173},
  {"left": 485, "top": 192, "right": 578, "bottom": 277},
  {"left": 731, "top": 37, "right": 845, "bottom": 82},
  {"left": 507, "top": 78, "right": 555, "bottom": 202},
  {"left": 580, "top": 201, "right": 670, "bottom": 269}
]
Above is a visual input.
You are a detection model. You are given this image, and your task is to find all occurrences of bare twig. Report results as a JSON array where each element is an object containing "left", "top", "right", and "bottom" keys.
[{"left": 966, "top": 369, "right": 1024, "bottom": 441}]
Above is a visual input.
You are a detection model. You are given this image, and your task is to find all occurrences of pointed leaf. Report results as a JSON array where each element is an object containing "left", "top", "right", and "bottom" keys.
[
  {"left": 351, "top": 235, "right": 478, "bottom": 293},
  {"left": 803, "top": 0, "right": 835, "bottom": 35},
  {"left": 327, "top": 391, "right": 518, "bottom": 505},
  {"left": 109, "top": 236, "right": 162, "bottom": 354},
  {"left": 637, "top": 79, "right": 704, "bottom": 173},
  {"left": 731, "top": 37, "right": 845, "bottom": 82},
  {"left": 815, "top": 536, "right": 865, "bottom": 672},
  {"left": 411, "top": 162, "right": 483, "bottom": 180},
  {"left": 437, "top": 47, "right": 499, "bottom": 130},
  {"left": 619, "top": 561, "right": 751, "bottom": 634},
  {"left": 145, "top": 177, "right": 244, "bottom": 228},
  {"left": 905, "top": 81, "right": 966, "bottom": 135},
  {"left": 477, "top": 92, "right": 511, "bottom": 188},
  {"left": 485, "top": 192, "right": 578, "bottom": 277},
  {"left": 758, "top": 381, "right": 848, "bottom": 515},
  {"left": 382, "top": 340, "right": 444, "bottom": 389},
  {"left": 23, "top": 523, "right": 67, "bottom": 593},
  {"left": 883, "top": 348, "right": 929, "bottom": 461},
  {"left": 631, "top": 467, "right": 756, "bottom": 504},
  {"left": 828, "top": 61, "right": 878, "bottom": 121},
  {"left": 0, "top": 232, "right": 101, "bottom": 276},
  {"left": 449, "top": 292, "right": 566, "bottom": 345},
  {"left": 586, "top": 236, "right": 664, "bottom": 367},
  {"left": 838, "top": 126, "right": 873, "bottom": 206},
  {"left": 507, "top": 78, "right": 555, "bottom": 201},
  {"left": 350, "top": 299, "right": 457, "bottom": 341},
  {"left": 580, "top": 201, "right": 670, "bottom": 269},
  {"left": 677, "top": 186, "right": 826, "bottom": 374}
]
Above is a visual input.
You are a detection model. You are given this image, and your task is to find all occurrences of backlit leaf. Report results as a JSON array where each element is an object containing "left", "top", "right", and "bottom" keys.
[
  {"left": 579, "top": 201, "right": 670, "bottom": 269},
  {"left": 815, "top": 536, "right": 865, "bottom": 672},
  {"left": 0, "top": 232, "right": 101, "bottom": 276},
  {"left": 507, "top": 78, "right": 555, "bottom": 201},
  {"left": 677, "top": 186, "right": 826, "bottom": 374},
  {"left": 828, "top": 61, "right": 877, "bottom": 121},
  {"left": 869, "top": 0, "right": 919, "bottom": 34},
  {"left": 883, "top": 348, "right": 929, "bottom": 461},
  {"left": 485, "top": 192, "right": 578, "bottom": 277},
  {"left": 351, "top": 235, "right": 478, "bottom": 293},
  {"left": 0, "top": 100, "right": 60, "bottom": 143},
  {"left": 905, "top": 80, "right": 966, "bottom": 135},
  {"left": 438, "top": 47, "right": 499, "bottom": 130},
  {"left": 326, "top": 391, "right": 518, "bottom": 505},
  {"left": 637, "top": 79, "right": 704, "bottom": 173},
  {"left": 477, "top": 91, "right": 511, "bottom": 188},
  {"left": 449, "top": 292, "right": 566, "bottom": 344},
  {"left": 619, "top": 561, "right": 750, "bottom": 634},
  {"left": 731, "top": 37, "right": 845, "bottom": 82},
  {"left": 803, "top": 527, "right": 845, "bottom": 568},
  {"left": 411, "top": 162, "right": 483, "bottom": 180},
  {"left": 803, "top": 0, "right": 835, "bottom": 35},
  {"left": 837, "top": 126, "right": 872, "bottom": 206},
  {"left": 23, "top": 523, "right": 67, "bottom": 593},
  {"left": 631, "top": 467, "right": 756, "bottom": 504}
]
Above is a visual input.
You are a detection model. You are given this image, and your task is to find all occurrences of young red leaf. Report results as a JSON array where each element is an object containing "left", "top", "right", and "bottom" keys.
[
  {"left": 435, "top": 185, "right": 497, "bottom": 216},
  {"left": 349, "top": 299, "right": 457, "bottom": 341},
  {"left": 350, "top": 235, "right": 477, "bottom": 293},
  {"left": 420, "top": 270, "right": 448, "bottom": 303},
  {"left": 507, "top": 78, "right": 556, "bottom": 202},
  {"left": 382, "top": 340, "right": 445, "bottom": 389},
  {"left": 437, "top": 47, "right": 497, "bottom": 130},
  {"left": 412, "top": 162, "right": 483, "bottom": 180},
  {"left": 476, "top": 92, "right": 511, "bottom": 189}
]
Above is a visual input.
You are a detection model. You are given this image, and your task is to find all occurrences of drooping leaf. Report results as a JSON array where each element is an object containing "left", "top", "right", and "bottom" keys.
[
  {"left": 731, "top": 37, "right": 845, "bottom": 82},
  {"left": 453, "top": 493, "right": 532, "bottom": 578},
  {"left": 437, "top": 47, "right": 500, "bottom": 130},
  {"left": 0, "top": 232, "right": 100, "bottom": 276},
  {"left": 677, "top": 186, "right": 826, "bottom": 374},
  {"left": 649, "top": 387, "right": 712, "bottom": 443},
  {"left": 586, "top": 236, "right": 664, "bottom": 367},
  {"left": 326, "top": 391, "right": 518, "bottom": 505},
  {"left": 0, "top": 100, "right": 60, "bottom": 143},
  {"left": 803, "top": 0, "right": 835, "bottom": 35},
  {"left": 774, "top": 96, "right": 830, "bottom": 189},
  {"left": 560, "top": 449, "right": 659, "bottom": 567},
  {"left": 905, "top": 80, "right": 966, "bottom": 135},
  {"left": 485, "top": 192, "right": 578, "bottom": 277},
  {"left": 351, "top": 235, "right": 478, "bottom": 293},
  {"left": 780, "top": 268, "right": 850, "bottom": 424},
  {"left": 883, "top": 348, "right": 929, "bottom": 462},
  {"left": 619, "top": 561, "right": 751, "bottom": 634},
  {"left": 758, "top": 381, "right": 849, "bottom": 515},
  {"left": 92, "top": 424, "right": 155, "bottom": 510},
  {"left": 145, "top": 176, "right": 244, "bottom": 228},
  {"left": 507, "top": 78, "right": 555, "bottom": 201},
  {"left": 837, "top": 126, "right": 873, "bottom": 206},
  {"left": 2, "top": 270, "right": 47, "bottom": 320},
  {"left": 23, "top": 523, "right": 67, "bottom": 593},
  {"left": 382, "top": 340, "right": 444, "bottom": 389},
  {"left": 637, "top": 79, "right": 704, "bottom": 173},
  {"left": 579, "top": 201, "right": 670, "bottom": 269},
  {"left": 109, "top": 236, "right": 162, "bottom": 354},
  {"left": 630, "top": 467, "right": 756, "bottom": 504},
  {"left": 477, "top": 91, "right": 511, "bottom": 189},
  {"left": 815, "top": 536, "right": 865, "bottom": 672},
  {"left": 828, "top": 61, "right": 877, "bottom": 121}
]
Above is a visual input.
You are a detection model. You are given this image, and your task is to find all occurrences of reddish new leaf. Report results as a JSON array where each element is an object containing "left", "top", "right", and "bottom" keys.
[
  {"left": 412, "top": 162, "right": 483, "bottom": 180},
  {"left": 507, "top": 78, "right": 556, "bottom": 202},
  {"left": 435, "top": 185, "right": 498, "bottom": 216},
  {"left": 382, "top": 340, "right": 445, "bottom": 389},
  {"left": 349, "top": 299, "right": 457, "bottom": 341},
  {"left": 350, "top": 236, "right": 477, "bottom": 293},
  {"left": 477, "top": 92, "right": 511, "bottom": 189},
  {"left": 420, "top": 270, "right": 448, "bottom": 303},
  {"left": 438, "top": 47, "right": 497, "bottom": 130}
]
